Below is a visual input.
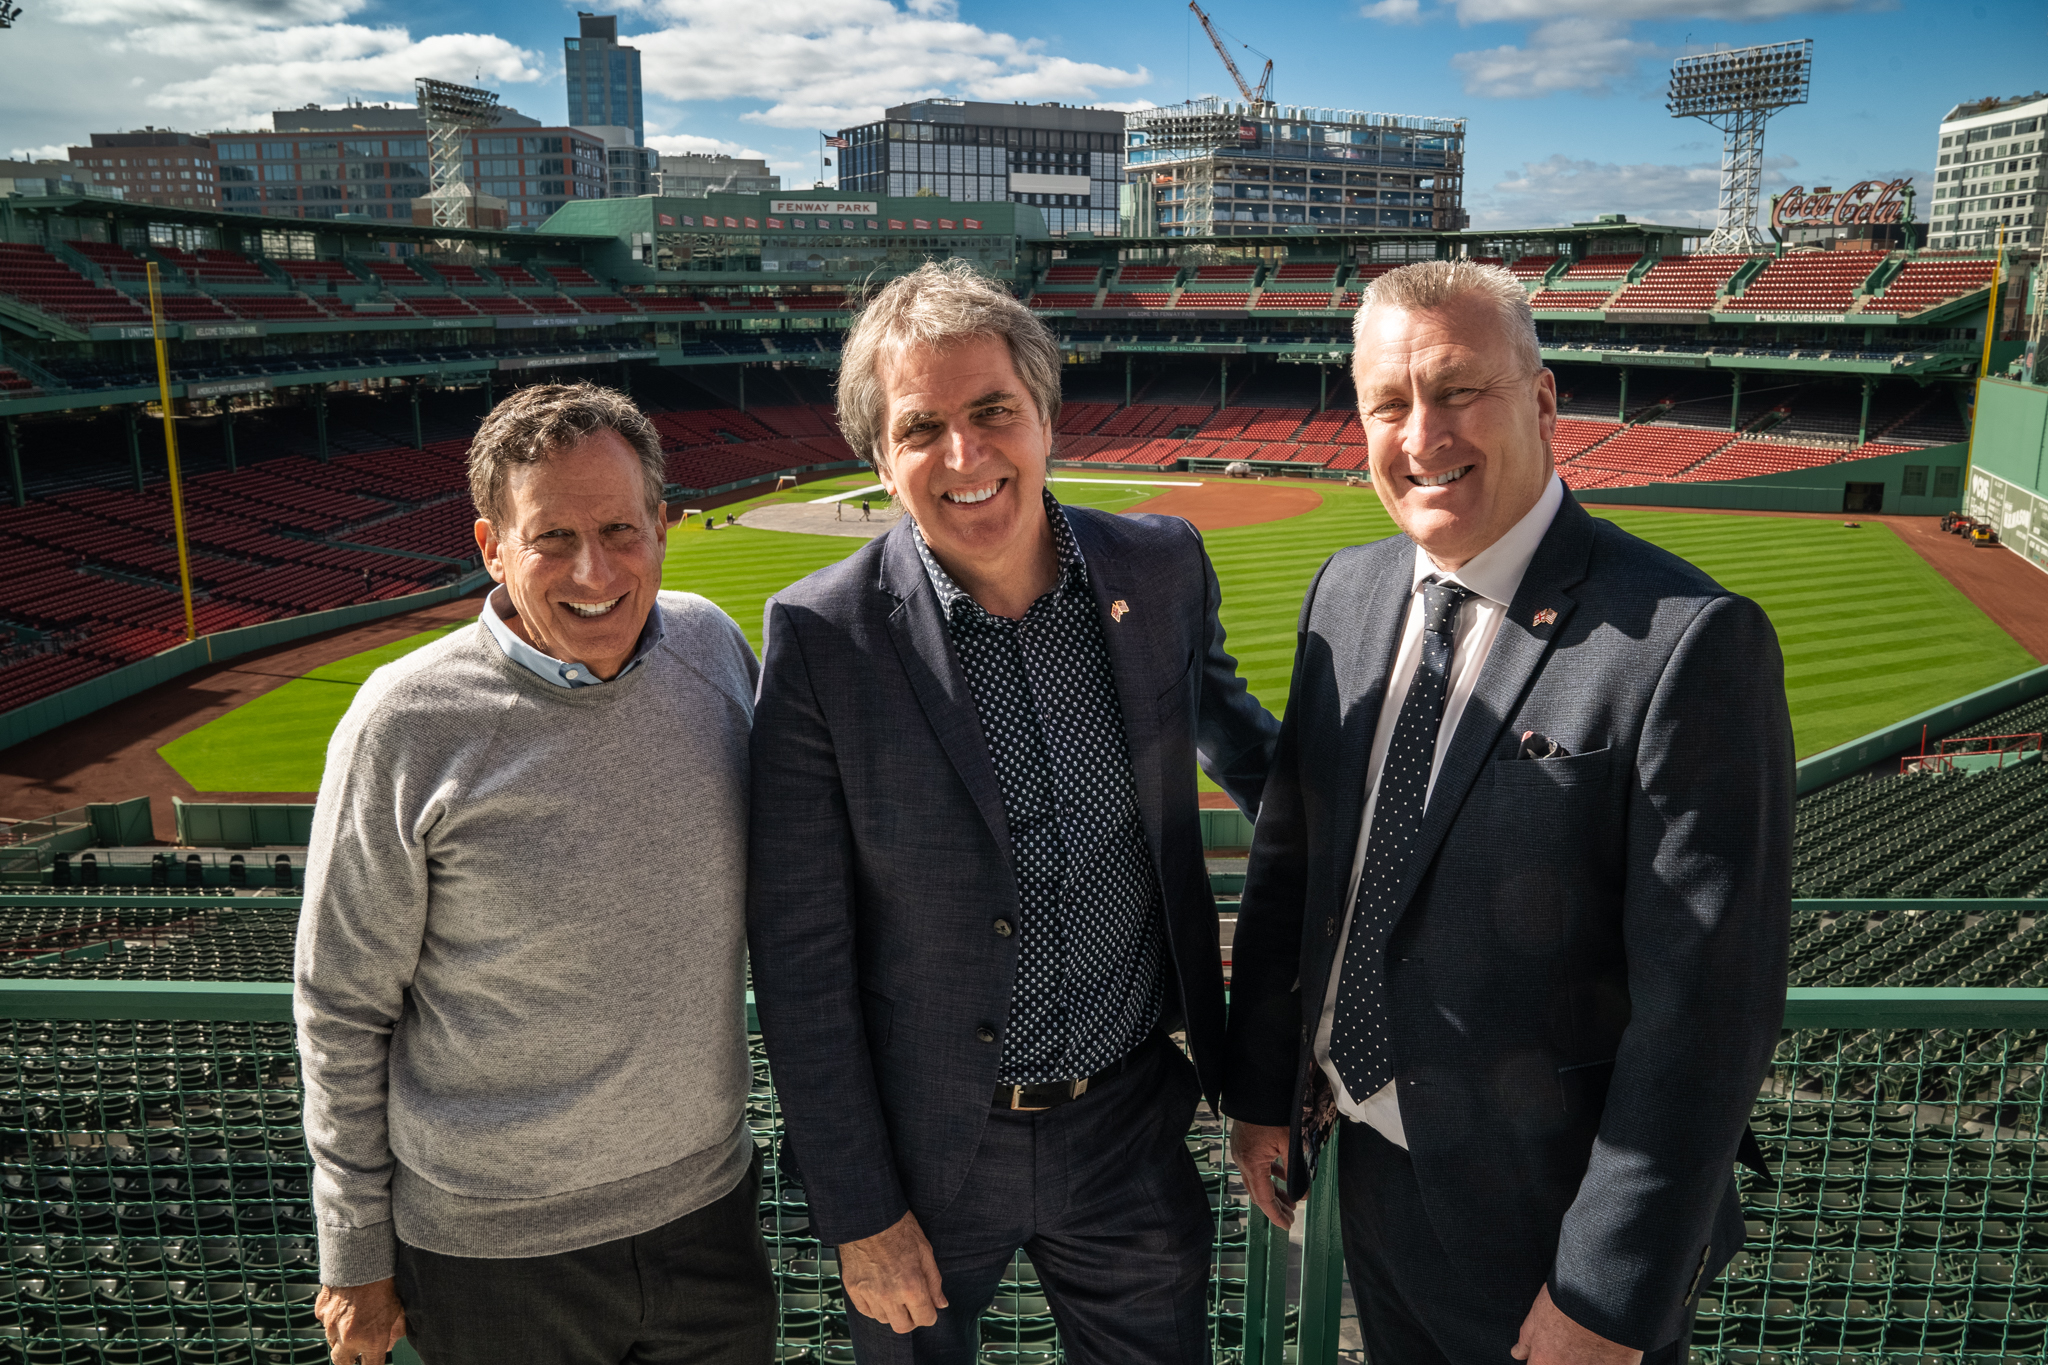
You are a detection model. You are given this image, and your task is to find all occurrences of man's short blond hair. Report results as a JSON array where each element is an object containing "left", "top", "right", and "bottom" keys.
[
  {"left": 468, "top": 382, "right": 665, "bottom": 527},
  {"left": 837, "top": 259, "right": 1063, "bottom": 472},
  {"left": 1352, "top": 260, "right": 1543, "bottom": 376}
]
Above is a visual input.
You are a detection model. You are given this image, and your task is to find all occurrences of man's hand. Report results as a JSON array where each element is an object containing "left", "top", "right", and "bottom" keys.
[
  {"left": 1228, "top": 1119, "right": 1298, "bottom": 1231},
  {"left": 315, "top": 1278, "right": 407, "bottom": 1365},
  {"left": 1511, "top": 1284, "right": 1642, "bottom": 1365},
  {"left": 840, "top": 1211, "right": 948, "bottom": 1334}
]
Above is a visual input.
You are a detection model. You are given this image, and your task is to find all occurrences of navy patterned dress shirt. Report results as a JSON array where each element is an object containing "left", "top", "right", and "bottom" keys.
[{"left": 912, "top": 490, "right": 1166, "bottom": 1085}]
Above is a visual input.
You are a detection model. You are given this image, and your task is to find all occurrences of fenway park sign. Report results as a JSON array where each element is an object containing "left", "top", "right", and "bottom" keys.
[{"left": 1771, "top": 179, "right": 1910, "bottom": 232}]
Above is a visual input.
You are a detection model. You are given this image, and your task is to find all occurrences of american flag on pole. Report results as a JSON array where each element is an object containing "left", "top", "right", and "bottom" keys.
[{"left": 823, "top": 134, "right": 849, "bottom": 149}]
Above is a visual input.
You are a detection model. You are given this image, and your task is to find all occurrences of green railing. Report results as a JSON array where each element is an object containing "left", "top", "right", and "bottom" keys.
[{"left": 2, "top": 891, "right": 2048, "bottom": 1362}]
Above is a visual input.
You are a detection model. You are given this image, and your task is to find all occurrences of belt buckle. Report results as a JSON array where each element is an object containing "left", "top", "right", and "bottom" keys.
[{"left": 1008, "top": 1084, "right": 1050, "bottom": 1112}]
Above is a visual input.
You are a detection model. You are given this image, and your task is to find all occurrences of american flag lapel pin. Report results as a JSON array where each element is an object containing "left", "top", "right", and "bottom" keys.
[
  {"left": 1111, "top": 599, "right": 1130, "bottom": 623},
  {"left": 1533, "top": 607, "right": 1558, "bottom": 627}
]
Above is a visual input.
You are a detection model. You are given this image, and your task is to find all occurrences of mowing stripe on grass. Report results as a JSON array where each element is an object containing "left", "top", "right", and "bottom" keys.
[
  {"left": 156, "top": 623, "right": 470, "bottom": 793},
  {"left": 158, "top": 485, "right": 2037, "bottom": 793}
]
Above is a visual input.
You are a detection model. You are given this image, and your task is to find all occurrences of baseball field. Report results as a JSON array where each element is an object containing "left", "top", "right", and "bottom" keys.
[{"left": 155, "top": 473, "right": 2040, "bottom": 794}]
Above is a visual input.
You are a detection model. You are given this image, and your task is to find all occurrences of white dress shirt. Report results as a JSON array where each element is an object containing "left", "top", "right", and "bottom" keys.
[{"left": 1313, "top": 474, "right": 1565, "bottom": 1147}]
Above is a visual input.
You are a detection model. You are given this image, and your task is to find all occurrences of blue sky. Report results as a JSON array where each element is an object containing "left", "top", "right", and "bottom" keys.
[{"left": 3, "top": 0, "right": 2043, "bottom": 228}]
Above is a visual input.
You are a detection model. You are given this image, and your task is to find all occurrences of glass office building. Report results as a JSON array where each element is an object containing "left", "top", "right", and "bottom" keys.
[
  {"left": 565, "top": 14, "right": 645, "bottom": 150},
  {"left": 835, "top": 100, "right": 1124, "bottom": 237}
]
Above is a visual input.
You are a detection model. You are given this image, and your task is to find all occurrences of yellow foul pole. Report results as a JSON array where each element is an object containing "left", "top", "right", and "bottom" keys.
[
  {"left": 1963, "top": 225, "right": 2007, "bottom": 512},
  {"left": 146, "top": 262, "right": 198, "bottom": 642}
]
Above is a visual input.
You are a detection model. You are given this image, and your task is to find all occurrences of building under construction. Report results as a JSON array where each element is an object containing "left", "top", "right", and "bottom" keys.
[{"left": 1123, "top": 98, "right": 1467, "bottom": 239}]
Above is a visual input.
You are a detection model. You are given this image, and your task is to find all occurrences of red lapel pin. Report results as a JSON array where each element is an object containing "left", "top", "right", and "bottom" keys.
[
  {"left": 1111, "top": 600, "right": 1130, "bottom": 623},
  {"left": 1533, "top": 608, "right": 1558, "bottom": 627}
]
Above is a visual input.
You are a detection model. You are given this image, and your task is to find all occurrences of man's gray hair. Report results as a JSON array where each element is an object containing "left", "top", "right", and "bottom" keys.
[
  {"left": 837, "top": 259, "right": 1063, "bottom": 471},
  {"left": 468, "top": 382, "right": 665, "bottom": 527},
  {"left": 1352, "top": 260, "right": 1543, "bottom": 376}
]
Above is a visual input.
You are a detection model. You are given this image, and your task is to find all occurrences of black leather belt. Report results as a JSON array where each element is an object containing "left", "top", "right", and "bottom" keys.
[{"left": 993, "top": 1049, "right": 1141, "bottom": 1112}]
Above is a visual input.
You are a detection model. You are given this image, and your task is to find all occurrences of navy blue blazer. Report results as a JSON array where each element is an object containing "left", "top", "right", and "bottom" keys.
[
  {"left": 1223, "top": 492, "right": 1791, "bottom": 1351},
  {"left": 748, "top": 504, "right": 1279, "bottom": 1246}
]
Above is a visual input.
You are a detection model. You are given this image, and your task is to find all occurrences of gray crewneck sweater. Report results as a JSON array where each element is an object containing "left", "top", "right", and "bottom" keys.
[{"left": 295, "top": 591, "right": 758, "bottom": 1286}]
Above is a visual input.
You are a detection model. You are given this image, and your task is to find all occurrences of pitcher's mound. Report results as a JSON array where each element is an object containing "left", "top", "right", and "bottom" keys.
[{"left": 1125, "top": 481, "right": 1323, "bottom": 531}]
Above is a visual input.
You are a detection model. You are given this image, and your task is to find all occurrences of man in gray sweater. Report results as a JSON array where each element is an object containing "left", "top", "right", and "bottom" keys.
[{"left": 297, "top": 383, "right": 772, "bottom": 1365}]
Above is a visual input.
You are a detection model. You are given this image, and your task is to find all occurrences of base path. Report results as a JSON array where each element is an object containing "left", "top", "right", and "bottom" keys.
[
  {"left": 0, "top": 590, "right": 488, "bottom": 839},
  {"left": 1125, "top": 481, "right": 1324, "bottom": 531},
  {"left": 1586, "top": 504, "right": 2048, "bottom": 663},
  {"left": 738, "top": 501, "right": 904, "bottom": 539}
]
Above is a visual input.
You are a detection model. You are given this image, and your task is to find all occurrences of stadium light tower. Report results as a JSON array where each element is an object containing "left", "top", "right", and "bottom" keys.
[
  {"left": 1668, "top": 39, "right": 1812, "bottom": 253},
  {"left": 0, "top": 3, "right": 23, "bottom": 28},
  {"left": 414, "top": 76, "right": 501, "bottom": 231}
]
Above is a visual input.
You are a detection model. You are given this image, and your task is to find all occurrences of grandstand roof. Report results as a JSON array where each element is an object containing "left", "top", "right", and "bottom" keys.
[{"left": 0, "top": 193, "right": 611, "bottom": 250}]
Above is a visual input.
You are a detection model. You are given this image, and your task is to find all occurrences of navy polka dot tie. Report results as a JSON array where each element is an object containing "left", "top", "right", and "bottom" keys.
[{"left": 1327, "top": 576, "right": 1472, "bottom": 1103}]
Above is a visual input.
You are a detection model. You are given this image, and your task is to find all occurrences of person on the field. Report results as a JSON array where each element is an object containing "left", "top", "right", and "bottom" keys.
[
  {"left": 1223, "top": 260, "right": 1792, "bottom": 1365},
  {"left": 297, "top": 382, "right": 772, "bottom": 1365},
  {"left": 747, "top": 260, "right": 1279, "bottom": 1365}
]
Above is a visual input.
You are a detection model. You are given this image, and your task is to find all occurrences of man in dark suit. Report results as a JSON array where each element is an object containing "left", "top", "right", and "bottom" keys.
[
  {"left": 749, "top": 260, "right": 1278, "bottom": 1364},
  {"left": 1224, "top": 260, "right": 1791, "bottom": 1365}
]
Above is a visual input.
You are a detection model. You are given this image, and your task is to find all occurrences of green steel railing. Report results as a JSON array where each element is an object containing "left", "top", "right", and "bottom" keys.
[{"left": 3, "top": 891, "right": 2048, "bottom": 1362}]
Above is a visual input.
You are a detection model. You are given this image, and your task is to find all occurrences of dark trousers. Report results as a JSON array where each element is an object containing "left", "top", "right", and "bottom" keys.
[
  {"left": 849, "top": 1034, "right": 1213, "bottom": 1365},
  {"left": 1338, "top": 1120, "right": 1693, "bottom": 1365},
  {"left": 394, "top": 1159, "right": 775, "bottom": 1365}
]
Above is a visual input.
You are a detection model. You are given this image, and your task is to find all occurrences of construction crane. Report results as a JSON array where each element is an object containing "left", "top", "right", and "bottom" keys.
[{"left": 1189, "top": 1, "right": 1272, "bottom": 107}]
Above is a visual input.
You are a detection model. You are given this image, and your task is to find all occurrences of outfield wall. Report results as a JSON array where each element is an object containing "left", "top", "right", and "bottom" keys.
[
  {"left": 0, "top": 570, "right": 491, "bottom": 755},
  {"left": 1965, "top": 377, "right": 2048, "bottom": 573},
  {"left": 1582, "top": 442, "right": 1968, "bottom": 515}
]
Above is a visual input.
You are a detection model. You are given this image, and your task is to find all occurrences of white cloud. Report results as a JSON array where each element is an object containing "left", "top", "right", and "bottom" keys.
[
  {"left": 1359, "top": 0, "right": 1425, "bottom": 22},
  {"left": 1362, "top": 0, "right": 1878, "bottom": 99},
  {"left": 1450, "top": 17, "right": 1662, "bottom": 96},
  {"left": 1471, "top": 149, "right": 1801, "bottom": 227},
  {"left": 645, "top": 132, "right": 772, "bottom": 160},
  {"left": 22, "top": 0, "right": 545, "bottom": 135},
  {"left": 5, "top": 144, "right": 74, "bottom": 163},
  {"left": 1447, "top": 0, "right": 1873, "bottom": 19},
  {"left": 624, "top": 0, "right": 1149, "bottom": 130}
]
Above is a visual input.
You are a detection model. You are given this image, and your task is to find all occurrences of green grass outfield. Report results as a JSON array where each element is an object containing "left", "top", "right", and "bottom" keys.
[
  {"left": 158, "top": 623, "right": 469, "bottom": 792},
  {"left": 158, "top": 475, "right": 2039, "bottom": 791}
]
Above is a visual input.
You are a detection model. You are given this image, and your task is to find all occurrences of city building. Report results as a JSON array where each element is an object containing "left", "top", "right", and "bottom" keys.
[
  {"left": 210, "top": 106, "right": 606, "bottom": 227},
  {"left": 565, "top": 13, "right": 644, "bottom": 149},
  {"left": 65, "top": 131, "right": 218, "bottom": 209},
  {"left": 658, "top": 154, "right": 781, "bottom": 198},
  {"left": 1929, "top": 91, "right": 2045, "bottom": 250},
  {"left": 1122, "top": 99, "right": 1466, "bottom": 239},
  {"left": 0, "top": 159, "right": 125, "bottom": 201},
  {"left": 835, "top": 100, "right": 1124, "bottom": 237}
]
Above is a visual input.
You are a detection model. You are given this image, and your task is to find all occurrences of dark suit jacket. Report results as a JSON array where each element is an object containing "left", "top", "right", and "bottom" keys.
[
  {"left": 749, "top": 504, "right": 1279, "bottom": 1246},
  {"left": 1223, "top": 492, "right": 1791, "bottom": 1351}
]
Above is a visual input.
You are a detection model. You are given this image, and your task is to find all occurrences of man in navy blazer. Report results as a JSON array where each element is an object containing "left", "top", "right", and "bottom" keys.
[
  {"left": 748, "top": 261, "right": 1278, "bottom": 1364},
  {"left": 1225, "top": 262, "right": 1791, "bottom": 1365}
]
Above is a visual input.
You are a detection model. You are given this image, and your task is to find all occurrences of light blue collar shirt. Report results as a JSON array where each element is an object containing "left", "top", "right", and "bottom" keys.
[{"left": 479, "top": 584, "right": 665, "bottom": 688}]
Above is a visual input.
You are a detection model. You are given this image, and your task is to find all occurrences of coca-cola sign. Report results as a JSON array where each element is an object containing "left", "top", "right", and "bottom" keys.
[{"left": 1771, "top": 178, "right": 1911, "bottom": 231}]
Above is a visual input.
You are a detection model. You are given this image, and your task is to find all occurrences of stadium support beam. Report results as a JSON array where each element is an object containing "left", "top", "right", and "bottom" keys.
[
  {"left": 125, "top": 407, "right": 143, "bottom": 494},
  {"left": 1729, "top": 372, "right": 1743, "bottom": 432},
  {"left": 1858, "top": 377, "right": 1874, "bottom": 446},
  {"left": 1618, "top": 368, "right": 1629, "bottom": 423},
  {"left": 483, "top": 372, "right": 494, "bottom": 416},
  {"left": 313, "top": 387, "right": 329, "bottom": 463},
  {"left": 3, "top": 416, "right": 21, "bottom": 509},
  {"left": 737, "top": 365, "right": 746, "bottom": 413},
  {"left": 219, "top": 400, "right": 236, "bottom": 474},
  {"left": 1318, "top": 365, "right": 1327, "bottom": 414},
  {"left": 410, "top": 383, "right": 423, "bottom": 451},
  {"left": 1125, "top": 356, "right": 1133, "bottom": 409},
  {"left": 1220, "top": 357, "right": 1229, "bottom": 412}
]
